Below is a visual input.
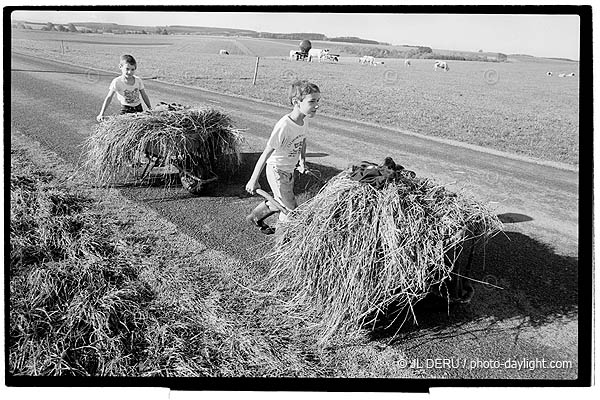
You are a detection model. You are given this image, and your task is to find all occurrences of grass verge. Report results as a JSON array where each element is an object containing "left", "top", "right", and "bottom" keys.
[{"left": 8, "top": 135, "right": 317, "bottom": 377}]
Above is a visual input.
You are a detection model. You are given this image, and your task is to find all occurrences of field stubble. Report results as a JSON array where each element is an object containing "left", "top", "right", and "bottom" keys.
[{"left": 11, "top": 31, "right": 579, "bottom": 166}]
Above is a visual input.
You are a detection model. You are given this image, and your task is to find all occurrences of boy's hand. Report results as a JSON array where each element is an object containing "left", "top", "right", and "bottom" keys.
[
  {"left": 297, "top": 162, "right": 308, "bottom": 174},
  {"left": 96, "top": 115, "right": 104, "bottom": 123},
  {"left": 245, "top": 180, "right": 260, "bottom": 195}
]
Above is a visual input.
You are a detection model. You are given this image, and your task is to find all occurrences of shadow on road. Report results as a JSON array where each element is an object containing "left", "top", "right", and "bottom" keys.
[
  {"left": 497, "top": 213, "right": 534, "bottom": 223},
  {"left": 116, "top": 152, "right": 342, "bottom": 200},
  {"left": 371, "top": 230, "right": 578, "bottom": 343},
  {"left": 117, "top": 153, "right": 344, "bottom": 266},
  {"left": 306, "top": 152, "right": 329, "bottom": 158},
  {"left": 199, "top": 152, "right": 343, "bottom": 199}
]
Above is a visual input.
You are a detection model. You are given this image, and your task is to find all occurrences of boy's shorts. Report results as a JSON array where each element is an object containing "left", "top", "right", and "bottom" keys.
[
  {"left": 120, "top": 104, "right": 143, "bottom": 114},
  {"left": 266, "top": 164, "right": 296, "bottom": 221}
]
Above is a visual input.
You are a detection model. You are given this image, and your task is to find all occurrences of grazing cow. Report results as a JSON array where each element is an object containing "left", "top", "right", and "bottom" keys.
[
  {"left": 434, "top": 60, "right": 449, "bottom": 71},
  {"left": 359, "top": 55, "right": 376, "bottom": 65},
  {"left": 219, "top": 49, "right": 229, "bottom": 55},
  {"left": 308, "top": 48, "right": 329, "bottom": 62},
  {"left": 547, "top": 71, "right": 553, "bottom": 76},
  {"left": 404, "top": 59, "right": 412, "bottom": 67},
  {"left": 289, "top": 50, "right": 301, "bottom": 61}
]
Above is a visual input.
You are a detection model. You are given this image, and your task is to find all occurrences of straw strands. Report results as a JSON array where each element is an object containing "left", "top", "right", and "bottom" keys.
[
  {"left": 84, "top": 107, "right": 244, "bottom": 185},
  {"left": 265, "top": 170, "right": 503, "bottom": 344}
]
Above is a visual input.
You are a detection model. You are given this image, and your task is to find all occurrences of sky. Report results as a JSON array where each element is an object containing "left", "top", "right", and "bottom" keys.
[{"left": 9, "top": 7, "right": 583, "bottom": 60}]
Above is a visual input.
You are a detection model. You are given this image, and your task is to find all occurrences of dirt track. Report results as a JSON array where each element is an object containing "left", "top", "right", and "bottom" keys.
[{"left": 9, "top": 52, "right": 584, "bottom": 381}]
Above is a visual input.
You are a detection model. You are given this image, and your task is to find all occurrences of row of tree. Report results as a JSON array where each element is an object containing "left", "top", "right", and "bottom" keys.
[
  {"left": 14, "top": 22, "right": 170, "bottom": 35},
  {"left": 14, "top": 22, "right": 80, "bottom": 32},
  {"left": 257, "top": 32, "right": 327, "bottom": 40},
  {"left": 328, "top": 36, "right": 385, "bottom": 45},
  {"left": 41, "top": 22, "right": 80, "bottom": 32},
  {"left": 339, "top": 44, "right": 507, "bottom": 62},
  {"left": 339, "top": 45, "right": 432, "bottom": 59}
]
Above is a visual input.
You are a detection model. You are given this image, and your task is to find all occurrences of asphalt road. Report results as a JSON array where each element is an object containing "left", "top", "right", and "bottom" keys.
[{"left": 9, "top": 52, "right": 582, "bottom": 381}]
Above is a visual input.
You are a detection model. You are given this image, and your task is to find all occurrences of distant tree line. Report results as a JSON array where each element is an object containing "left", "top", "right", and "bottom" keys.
[
  {"left": 258, "top": 32, "right": 327, "bottom": 40},
  {"left": 339, "top": 44, "right": 432, "bottom": 58},
  {"left": 26, "top": 22, "right": 152, "bottom": 34},
  {"left": 40, "top": 22, "right": 80, "bottom": 32},
  {"left": 328, "top": 36, "right": 383, "bottom": 45},
  {"left": 339, "top": 43, "right": 507, "bottom": 62},
  {"left": 13, "top": 22, "right": 33, "bottom": 30}
]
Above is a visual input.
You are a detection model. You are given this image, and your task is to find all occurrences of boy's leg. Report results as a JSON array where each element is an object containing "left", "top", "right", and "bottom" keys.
[
  {"left": 246, "top": 200, "right": 277, "bottom": 234},
  {"left": 266, "top": 165, "right": 296, "bottom": 222}
]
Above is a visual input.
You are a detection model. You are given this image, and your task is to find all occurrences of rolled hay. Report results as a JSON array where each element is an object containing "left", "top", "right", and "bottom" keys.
[
  {"left": 264, "top": 167, "right": 503, "bottom": 345},
  {"left": 84, "top": 105, "right": 245, "bottom": 189}
]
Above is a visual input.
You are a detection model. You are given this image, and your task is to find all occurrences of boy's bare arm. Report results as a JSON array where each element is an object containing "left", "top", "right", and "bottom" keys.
[
  {"left": 246, "top": 145, "right": 275, "bottom": 194},
  {"left": 298, "top": 138, "right": 307, "bottom": 173},
  {"left": 140, "top": 89, "right": 152, "bottom": 110},
  {"left": 97, "top": 90, "right": 115, "bottom": 121}
]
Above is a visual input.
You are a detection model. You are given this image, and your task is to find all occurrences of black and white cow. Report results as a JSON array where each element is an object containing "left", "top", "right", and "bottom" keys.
[
  {"left": 359, "top": 55, "right": 376, "bottom": 65},
  {"left": 434, "top": 60, "right": 449, "bottom": 71},
  {"left": 308, "top": 48, "right": 329, "bottom": 62}
]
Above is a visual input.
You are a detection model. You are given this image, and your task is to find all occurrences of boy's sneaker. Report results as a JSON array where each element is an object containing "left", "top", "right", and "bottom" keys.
[
  {"left": 246, "top": 214, "right": 275, "bottom": 235},
  {"left": 259, "top": 225, "right": 276, "bottom": 235}
]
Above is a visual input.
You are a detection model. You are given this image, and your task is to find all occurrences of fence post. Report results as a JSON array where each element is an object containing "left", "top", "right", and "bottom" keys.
[{"left": 252, "top": 56, "right": 260, "bottom": 85}]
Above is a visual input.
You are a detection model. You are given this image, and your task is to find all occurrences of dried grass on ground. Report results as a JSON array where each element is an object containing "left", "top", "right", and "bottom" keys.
[
  {"left": 9, "top": 147, "right": 320, "bottom": 377},
  {"left": 10, "top": 156, "right": 155, "bottom": 375}
]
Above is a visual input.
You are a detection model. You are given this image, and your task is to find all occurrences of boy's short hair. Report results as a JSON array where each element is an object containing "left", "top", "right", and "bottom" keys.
[
  {"left": 120, "top": 54, "right": 137, "bottom": 67},
  {"left": 289, "top": 80, "right": 320, "bottom": 105}
]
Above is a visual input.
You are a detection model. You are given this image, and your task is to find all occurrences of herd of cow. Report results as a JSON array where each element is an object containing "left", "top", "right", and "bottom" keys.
[
  {"left": 217, "top": 46, "right": 453, "bottom": 72},
  {"left": 546, "top": 71, "right": 576, "bottom": 77},
  {"left": 219, "top": 48, "right": 575, "bottom": 78},
  {"left": 287, "top": 49, "right": 452, "bottom": 72},
  {"left": 289, "top": 48, "right": 339, "bottom": 62}
]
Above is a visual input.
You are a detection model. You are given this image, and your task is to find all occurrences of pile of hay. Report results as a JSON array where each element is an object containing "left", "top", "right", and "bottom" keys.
[
  {"left": 84, "top": 105, "right": 244, "bottom": 185},
  {"left": 265, "top": 166, "right": 503, "bottom": 344}
]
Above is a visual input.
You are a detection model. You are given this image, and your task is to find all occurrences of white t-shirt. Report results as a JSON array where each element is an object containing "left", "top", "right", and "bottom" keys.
[
  {"left": 109, "top": 76, "right": 145, "bottom": 106},
  {"left": 266, "top": 115, "right": 307, "bottom": 172}
]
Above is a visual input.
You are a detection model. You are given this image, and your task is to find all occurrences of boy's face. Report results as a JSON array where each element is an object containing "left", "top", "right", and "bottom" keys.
[
  {"left": 295, "top": 92, "right": 321, "bottom": 118},
  {"left": 119, "top": 63, "right": 136, "bottom": 78}
]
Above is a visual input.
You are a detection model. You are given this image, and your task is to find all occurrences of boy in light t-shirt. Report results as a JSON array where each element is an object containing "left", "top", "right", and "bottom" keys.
[
  {"left": 97, "top": 54, "right": 152, "bottom": 121},
  {"left": 245, "top": 80, "right": 321, "bottom": 234}
]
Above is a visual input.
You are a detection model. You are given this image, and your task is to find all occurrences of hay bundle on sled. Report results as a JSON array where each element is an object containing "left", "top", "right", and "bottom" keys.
[
  {"left": 265, "top": 158, "right": 503, "bottom": 344},
  {"left": 84, "top": 103, "right": 244, "bottom": 194}
]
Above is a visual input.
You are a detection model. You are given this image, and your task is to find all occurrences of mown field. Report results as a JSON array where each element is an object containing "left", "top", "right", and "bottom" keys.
[{"left": 11, "top": 29, "right": 580, "bottom": 166}]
